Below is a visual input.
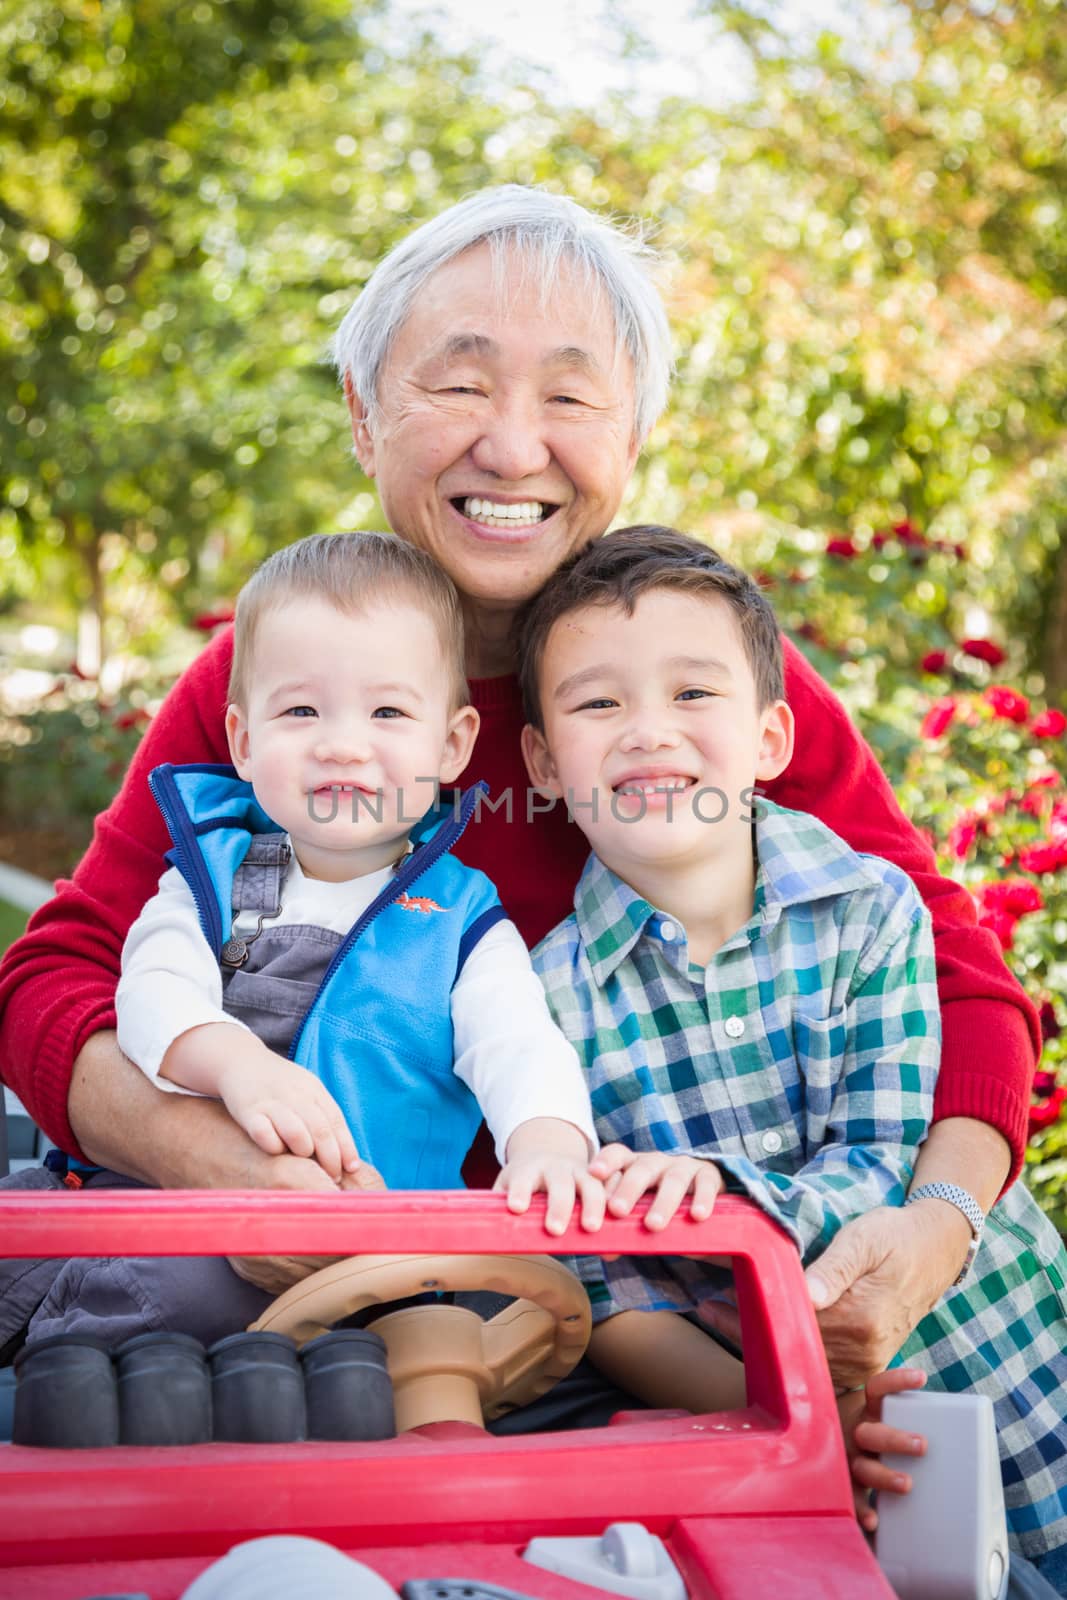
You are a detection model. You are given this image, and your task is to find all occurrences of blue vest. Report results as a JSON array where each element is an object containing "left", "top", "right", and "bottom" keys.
[{"left": 149, "top": 764, "right": 506, "bottom": 1189}]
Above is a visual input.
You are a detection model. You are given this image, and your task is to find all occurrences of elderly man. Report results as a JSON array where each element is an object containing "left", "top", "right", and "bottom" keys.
[{"left": 0, "top": 187, "right": 1038, "bottom": 1395}]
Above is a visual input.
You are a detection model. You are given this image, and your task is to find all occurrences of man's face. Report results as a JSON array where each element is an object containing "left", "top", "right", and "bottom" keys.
[
  {"left": 347, "top": 244, "right": 640, "bottom": 619},
  {"left": 522, "top": 589, "right": 793, "bottom": 882}
]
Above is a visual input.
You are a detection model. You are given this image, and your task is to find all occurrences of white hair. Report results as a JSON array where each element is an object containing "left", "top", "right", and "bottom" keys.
[{"left": 330, "top": 185, "right": 673, "bottom": 444}]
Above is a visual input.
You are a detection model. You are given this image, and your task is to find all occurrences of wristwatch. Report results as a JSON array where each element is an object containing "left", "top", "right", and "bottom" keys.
[{"left": 907, "top": 1182, "right": 986, "bottom": 1285}]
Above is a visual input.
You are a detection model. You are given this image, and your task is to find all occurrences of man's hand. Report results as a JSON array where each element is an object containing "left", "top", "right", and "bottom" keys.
[
  {"left": 495, "top": 1117, "right": 604, "bottom": 1236},
  {"left": 590, "top": 1143, "right": 724, "bottom": 1230},
  {"left": 215, "top": 1044, "right": 361, "bottom": 1184},
  {"left": 804, "top": 1202, "right": 972, "bottom": 1389},
  {"left": 838, "top": 1367, "right": 928, "bottom": 1532}
]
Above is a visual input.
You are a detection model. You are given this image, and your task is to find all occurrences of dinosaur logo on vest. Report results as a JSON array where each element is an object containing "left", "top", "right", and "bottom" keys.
[{"left": 396, "top": 892, "right": 448, "bottom": 915}]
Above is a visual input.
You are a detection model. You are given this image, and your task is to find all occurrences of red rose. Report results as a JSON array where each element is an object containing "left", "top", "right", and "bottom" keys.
[
  {"left": 1040, "top": 1001, "right": 1062, "bottom": 1043},
  {"left": 892, "top": 520, "right": 925, "bottom": 546},
  {"left": 1034, "top": 1069, "right": 1058, "bottom": 1095},
  {"left": 1031, "top": 709, "right": 1067, "bottom": 740},
  {"left": 983, "top": 686, "right": 1030, "bottom": 724},
  {"left": 825, "top": 537, "right": 859, "bottom": 558},
  {"left": 978, "top": 908, "right": 1016, "bottom": 949},
  {"left": 961, "top": 638, "right": 1006, "bottom": 666},
  {"left": 113, "top": 708, "right": 151, "bottom": 732},
  {"left": 921, "top": 650, "right": 949, "bottom": 673},
  {"left": 191, "top": 606, "right": 236, "bottom": 632},
  {"left": 948, "top": 817, "right": 979, "bottom": 860},
  {"left": 920, "top": 696, "right": 957, "bottom": 739},
  {"left": 1018, "top": 840, "right": 1067, "bottom": 874},
  {"left": 871, "top": 531, "right": 888, "bottom": 550},
  {"left": 1029, "top": 1086, "right": 1067, "bottom": 1133},
  {"left": 978, "top": 878, "right": 1043, "bottom": 916}
]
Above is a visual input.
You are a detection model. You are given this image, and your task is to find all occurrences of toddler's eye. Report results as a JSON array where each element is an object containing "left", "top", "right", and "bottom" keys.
[
  {"left": 285, "top": 705, "right": 317, "bottom": 718},
  {"left": 372, "top": 706, "right": 405, "bottom": 719}
]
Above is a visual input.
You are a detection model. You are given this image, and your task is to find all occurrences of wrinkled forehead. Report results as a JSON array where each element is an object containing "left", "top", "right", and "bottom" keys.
[{"left": 394, "top": 240, "right": 629, "bottom": 383}]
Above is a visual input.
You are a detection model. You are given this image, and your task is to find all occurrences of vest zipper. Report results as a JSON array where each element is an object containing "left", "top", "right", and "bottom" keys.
[{"left": 148, "top": 764, "right": 226, "bottom": 953}]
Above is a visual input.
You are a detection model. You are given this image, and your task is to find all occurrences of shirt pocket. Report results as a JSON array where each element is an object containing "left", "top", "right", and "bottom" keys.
[{"left": 791, "top": 1007, "right": 848, "bottom": 1154}]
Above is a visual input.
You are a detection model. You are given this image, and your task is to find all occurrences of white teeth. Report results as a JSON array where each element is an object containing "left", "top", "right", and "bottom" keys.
[
  {"left": 462, "top": 497, "right": 545, "bottom": 526},
  {"left": 616, "top": 779, "right": 692, "bottom": 796}
]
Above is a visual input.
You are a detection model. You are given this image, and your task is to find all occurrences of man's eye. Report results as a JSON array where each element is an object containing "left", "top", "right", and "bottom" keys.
[
  {"left": 550, "top": 394, "right": 582, "bottom": 406},
  {"left": 284, "top": 705, "right": 317, "bottom": 718},
  {"left": 372, "top": 706, "right": 405, "bottom": 719}
]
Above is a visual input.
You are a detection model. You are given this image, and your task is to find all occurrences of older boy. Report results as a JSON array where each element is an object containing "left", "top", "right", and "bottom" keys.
[{"left": 519, "top": 524, "right": 1067, "bottom": 1575}]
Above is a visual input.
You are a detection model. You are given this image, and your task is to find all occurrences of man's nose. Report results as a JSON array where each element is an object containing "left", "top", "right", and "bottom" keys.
[{"left": 469, "top": 394, "right": 552, "bottom": 480}]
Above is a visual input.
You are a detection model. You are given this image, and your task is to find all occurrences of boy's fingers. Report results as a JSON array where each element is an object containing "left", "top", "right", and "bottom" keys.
[
  {"left": 689, "top": 1163, "right": 722, "bottom": 1221},
  {"left": 853, "top": 1419, "right": 926, "bottom": 1458},
  {"left": 851, "top": 1456, "right": 913, "bottom": 1496},
  {"left": 607, "top": 1156, "right": 664, "bottom": 1215},
  {"left": 865, "top": 1367, "right": 927, "bottom": 1404},
  {"left": 645, "top": 1165, "right": 697, "bottom": 1229},
  {"left": 588, "top": 1143, "right": 634, "bottom": 1180}
]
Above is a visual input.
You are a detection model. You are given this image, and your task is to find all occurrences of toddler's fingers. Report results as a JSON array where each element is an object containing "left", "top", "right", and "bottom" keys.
[
  {"left": 505, "top": 1168, "right": 535, "bottom": 1215},
  {"left": 645, "top": 1164, "right": 699, "bottom": 1230},
  {"left": 607, "top": 1156, "right": 664, "bottom": 1216},
  {"left": 577, "top": 1171, "right": 607, "bottom": 1232},
  {"left": 865, "top": 1367, "right": 926, "bottom": 1407},
  {"left": 689, "top": 1164, "right": 723, "bottom": 1221},
  {"left": 244, "top": 1111, "right": 286, "bottom": 1157},
  {"left": 543, "top": 1172, "right": 577, "bottom": 1237},
  {"left": 262, "top": 1103, "right": 315, "bottom": 1160},
  {"left": 310, "top": 1125, "right": 345, "bottom": 1184}
]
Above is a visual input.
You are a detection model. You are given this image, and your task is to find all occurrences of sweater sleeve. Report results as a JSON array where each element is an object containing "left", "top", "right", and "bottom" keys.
[
  {"left": 0, "top": 628, "right": 235, "bottom": 1156},
  {"left": 767, "top": 637, "right": 1040, "bottom": 1185}
]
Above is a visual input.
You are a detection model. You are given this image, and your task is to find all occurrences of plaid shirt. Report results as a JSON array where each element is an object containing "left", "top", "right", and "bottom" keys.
[{"left": 534, "top": 802, "right": 1067, "bottom": 1560}]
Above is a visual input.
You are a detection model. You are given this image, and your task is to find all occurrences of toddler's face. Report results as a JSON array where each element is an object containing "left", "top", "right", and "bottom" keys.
[
  {"left": 522, "top": 587, "right": 792, "bottom": 880},
  {"left": 226, "top": 595, "right": 476, "bottom": 881}
]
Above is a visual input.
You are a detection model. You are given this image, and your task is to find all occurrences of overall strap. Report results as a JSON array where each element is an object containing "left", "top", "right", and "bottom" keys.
[{"left": 221, "top": 832, "right": 290, "bottom": 969}]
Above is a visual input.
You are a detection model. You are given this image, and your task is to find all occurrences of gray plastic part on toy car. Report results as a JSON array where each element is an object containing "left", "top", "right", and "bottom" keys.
[
  {"left": 876, "top": 1391, "right": 1009, "bottom": 1600},
  {"left": 179, "top": 1535, "right": 398, "bottom": 1600},
  {"left": 523, "top": 1522, "right": 686, "bottom": 1600}
]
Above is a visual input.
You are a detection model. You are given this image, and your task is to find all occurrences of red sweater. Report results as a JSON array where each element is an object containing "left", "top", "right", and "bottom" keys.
[{"left": 0, "top": 628, "right": 1040, "bottom": 1182}]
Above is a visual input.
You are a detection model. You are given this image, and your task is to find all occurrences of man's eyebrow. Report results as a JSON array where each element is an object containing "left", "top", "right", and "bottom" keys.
[{"left": 426, "top": 336, "right": 603, "bottom": 374}]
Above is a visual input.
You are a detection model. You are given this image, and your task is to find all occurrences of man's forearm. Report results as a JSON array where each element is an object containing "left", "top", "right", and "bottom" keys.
[
  {"left": 911, "top": 1115, "right": 1011, "bottom": 1215},
  {"left": 69, "top": 1030, "right": 311, "bottom": 1189}
]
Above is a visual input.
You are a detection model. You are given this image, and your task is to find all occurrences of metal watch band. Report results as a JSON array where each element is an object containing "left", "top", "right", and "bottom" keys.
[{"left": 907, "top": 1182, "right": 985, "bottom": 1284}]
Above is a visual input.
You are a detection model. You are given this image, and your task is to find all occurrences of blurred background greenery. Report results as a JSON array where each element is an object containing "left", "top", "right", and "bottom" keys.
[{"left": 1, "top": 0, "right": 1066, "bottom": 1207}]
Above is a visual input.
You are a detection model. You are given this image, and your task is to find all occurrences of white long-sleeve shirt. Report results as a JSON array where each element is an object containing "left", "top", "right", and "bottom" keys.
[{"left": 116, "top": 853, "right": 596, "bottom": 1166}]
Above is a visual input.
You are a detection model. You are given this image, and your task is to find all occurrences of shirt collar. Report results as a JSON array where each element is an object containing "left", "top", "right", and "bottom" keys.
[{"left": 573, "top": 800, "right": 885, "bottom": 985}]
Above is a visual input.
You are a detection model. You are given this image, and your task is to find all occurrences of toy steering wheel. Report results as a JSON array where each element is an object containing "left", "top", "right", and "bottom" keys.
[{"left": 249, "top": 1253, "right": 591, "bottom": 1431}]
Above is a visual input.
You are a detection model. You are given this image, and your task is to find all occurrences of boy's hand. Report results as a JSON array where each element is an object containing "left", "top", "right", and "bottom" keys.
[
  {"left": 495, "top": 1117, "right": 605, "bottom": 1235},
  {"left": 216, "top": 1045, "right": 362, "bottom": 1184},
  {"left": 591, "top": 1143, "right": 724, "bottom": 1229},
  {"left": 838, "top": 1367, "right": 928, "bottom": 1533}
]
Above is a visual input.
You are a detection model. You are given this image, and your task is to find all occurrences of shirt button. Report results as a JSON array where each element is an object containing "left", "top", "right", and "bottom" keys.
[
  {"left": 761, "top": 1130, "right": 783, "bottom": 1155},
  {"left": 659, "top": 920, "right": 678, "bottom": 942},
  {"left": 724, "top": 1016, "right": 745, "bottom": 1038}
]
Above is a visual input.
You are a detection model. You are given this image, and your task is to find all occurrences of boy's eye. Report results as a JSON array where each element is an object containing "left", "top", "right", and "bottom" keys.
[
  {"left": 576, "top": 697, "right": 617, "bottom": 712},
  {"left": 372, "top": 705, "right": 406, "bottom": 719},
  {"left": 677, "top": 688, "right": 713, "bottom": 701},
  {"left": 284, "top": 705, "right": 317, "bottom": 718}
]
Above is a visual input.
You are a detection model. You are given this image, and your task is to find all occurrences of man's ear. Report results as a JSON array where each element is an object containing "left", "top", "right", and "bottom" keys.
[
  {"left": 520, "top": 722, "right": 563, "bottom": 797},
  {"left": 755, "top": 700, "right": 795, "bottom": 783},
  {"left": 439, "top": 705, "right": 480, "bottom": 785},
  {"left": 225, "top": 703, "right": 253, "bottom": 780},
  {"left": 344, "top": 373, "right": 377, "bottom": 478}
]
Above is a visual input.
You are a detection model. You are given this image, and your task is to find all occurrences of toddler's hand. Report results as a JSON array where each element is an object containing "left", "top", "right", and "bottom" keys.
[
  {"left": 495, "top": 1155, "right": 606, "bottom": 1236},
  {"left": 218, "top": 1048, "right": 361, "bottom": 1184},
  {"left": 838, "top": 1366, "right": 927, "bottom": 1532},
  {"left": 590, "top": 1143, "right": 724, "bottom": 1229}
]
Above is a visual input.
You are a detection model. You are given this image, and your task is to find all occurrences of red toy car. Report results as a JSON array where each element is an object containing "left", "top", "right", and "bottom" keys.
[{"left": 0, "top": 1189, "right": 904, "bottom": 1599}]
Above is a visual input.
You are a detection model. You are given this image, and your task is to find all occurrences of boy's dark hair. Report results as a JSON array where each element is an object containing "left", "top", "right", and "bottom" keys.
[{"left": 517, "top": 524, "right": 784, "bottom": 729}]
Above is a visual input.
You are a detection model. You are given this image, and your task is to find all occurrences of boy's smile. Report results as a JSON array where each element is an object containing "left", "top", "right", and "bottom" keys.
[{"left": 523, "top": 587, "right": 794, "bottom": 946}]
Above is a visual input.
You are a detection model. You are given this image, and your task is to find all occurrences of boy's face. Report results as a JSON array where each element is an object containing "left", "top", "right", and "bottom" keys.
[
  {"left": 522, "top": 587, "right": 794, "bottom": 880},
  {"left": 226, "top": 595, "right": 477, "bottom": 881}
]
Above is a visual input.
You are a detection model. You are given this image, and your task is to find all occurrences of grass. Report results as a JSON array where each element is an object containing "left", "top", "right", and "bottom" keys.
[{"left": 0, "top": 900, "right": 28, "bottom": 955}]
